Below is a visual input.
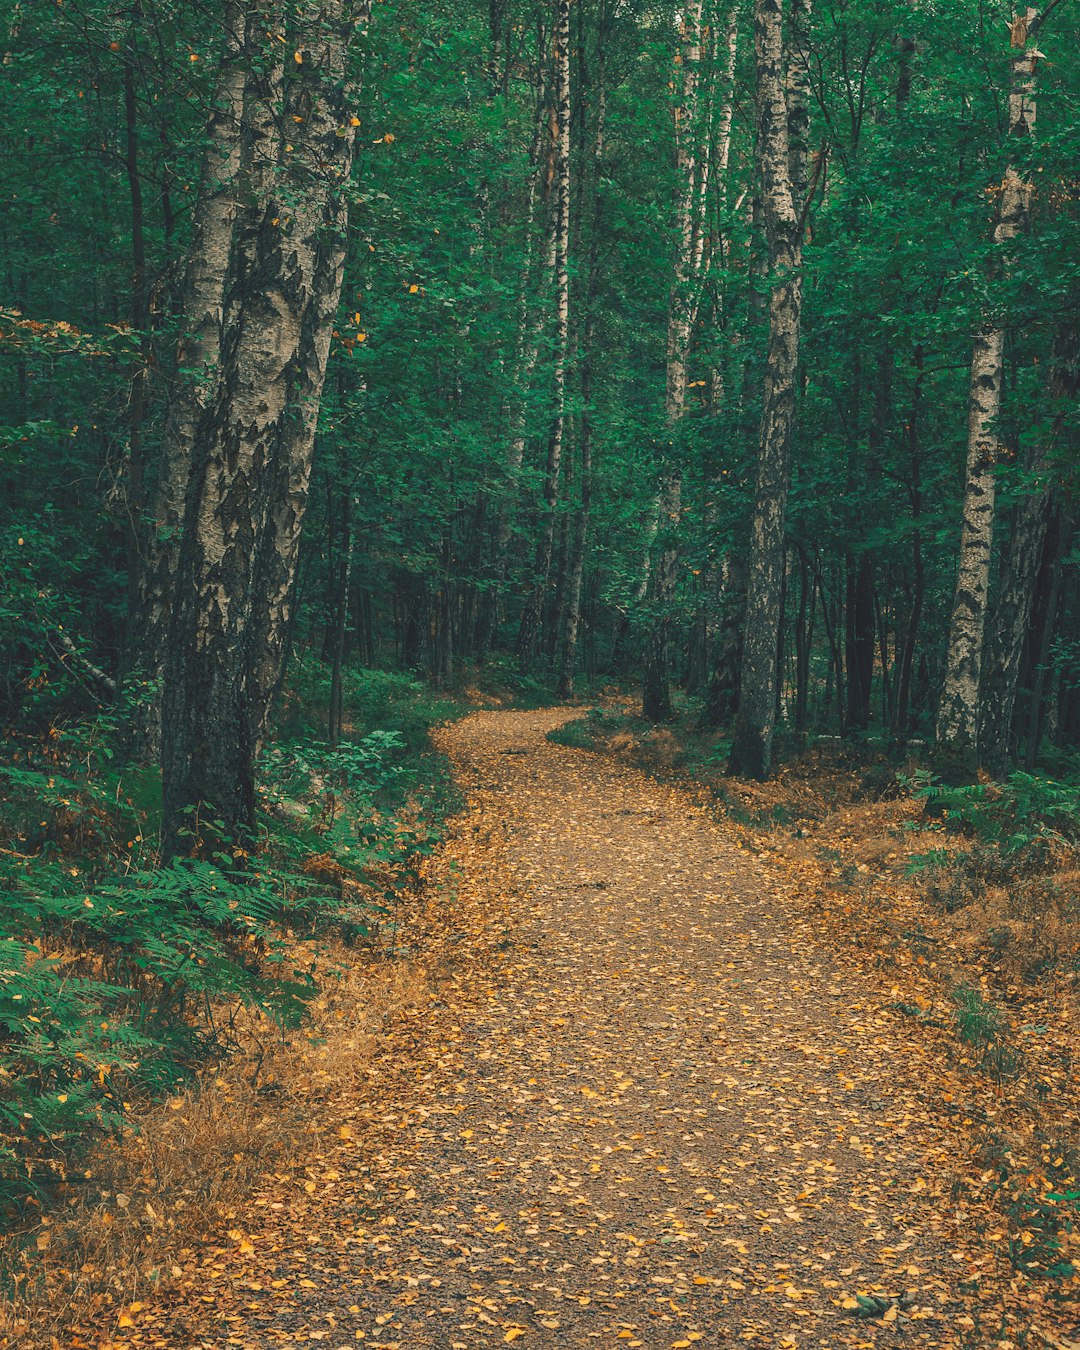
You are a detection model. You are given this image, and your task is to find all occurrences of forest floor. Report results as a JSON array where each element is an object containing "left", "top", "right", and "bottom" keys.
[{"left": 70, "top": 709, "right": 1077, "bottom": 1350}]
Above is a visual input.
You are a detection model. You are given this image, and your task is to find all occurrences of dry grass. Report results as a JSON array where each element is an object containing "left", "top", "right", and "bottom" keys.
[{"left": 0, "top": 933, "right": 434, "bottom": 1349}]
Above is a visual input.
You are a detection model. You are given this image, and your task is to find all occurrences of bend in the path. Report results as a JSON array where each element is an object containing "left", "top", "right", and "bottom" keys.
[{"left": 151, "top": 708, "right": 973, "bottom": 1349}]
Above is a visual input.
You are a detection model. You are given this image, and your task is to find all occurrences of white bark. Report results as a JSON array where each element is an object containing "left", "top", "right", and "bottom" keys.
[{"left": 936, "top": 8, "right": 1039, "bottom": 760}]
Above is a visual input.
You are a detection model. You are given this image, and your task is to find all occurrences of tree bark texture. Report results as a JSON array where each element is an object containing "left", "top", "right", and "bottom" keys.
[
  {"left": 131, "top": 2, "right": 248, "bottom": 759},
  {"left": 729, "top": 0, "right": 805, "bottom": 779},
  {"left": 162, "top": 0, "right": 370, "bottom": 856},
  {"left": 642, "top": 0, "right": 706, "bottom": 720},
  {"left": 935, "top": 7, "right": 1039, "bottom": 768},
  {"left": 516, "top": 0, "right": 571, "bottom": 666}
]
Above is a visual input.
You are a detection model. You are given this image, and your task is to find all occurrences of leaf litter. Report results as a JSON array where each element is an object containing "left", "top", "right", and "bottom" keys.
[{"left": 81, "top": 709, "right": 1076, "bottom": 1348}]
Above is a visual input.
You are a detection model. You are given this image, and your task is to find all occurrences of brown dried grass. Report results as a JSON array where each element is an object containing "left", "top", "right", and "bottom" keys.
[{"left": 0, "top": 939, "right": 432, "bottom": 1349}]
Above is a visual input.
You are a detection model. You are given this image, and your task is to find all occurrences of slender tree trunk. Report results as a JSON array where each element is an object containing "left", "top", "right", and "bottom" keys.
[
  {"left": 162, "top": 0, "right": 371, "bottom": 857},
  {"left": 328, "top": 495, "right": 353, "bottom": 745},
  {"left": 642, "top": 0, "right": 706, "bottom": 721},
  {"left": 980, "top": 317, "right": 1079, "bottom": 773},
  {"left": 122, "top": 9, "right": 150, "bottom": 637},
  {"left": 516, "top": 0, "right": 571, "bottom": 666},
  {"left": 1024, "top": 509, "right": 1069, "bottom": 769},
  {"left": 935, "top": 7, "right": 1040, "bottom": 773},
  {"left": 893, "top": 347, "right": 926, "bottom": 735},
  {"left": 556, "top": 15, "right": 608, "bottom": 698},
  {"left": 793, "top": 544, "right": 814, "bottom": 735},
  {"left": 704, "top": 550, "right": 747, "bottom": 726},
  {"left": 487, "top": 30, "right": 552, "bottom": 645},
  {"left": 130, "top": 2, "right": 247, "bottom": 758},
  {"left": 845, "top": 551, "right": 875, "bottom": 730},
  {"left": 729, "top": 0, "right": 806, "bottom": 778}
]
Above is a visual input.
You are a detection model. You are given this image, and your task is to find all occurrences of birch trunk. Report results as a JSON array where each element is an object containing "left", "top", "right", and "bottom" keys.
[
  {"left": 129, "top": 1, "right": 248, "bottom": 759},
  {"left": 516, "top": 0, "right": 571, "bottom": 666},
  {"left": 556, "top": 17, "right": 608, "bottom": 699},
  {"left": 935, "top": 7, "right": 1040, "bottom": 772},
  {"left": 729, "top": 0, "right": 805, "bottom": 778},
  {"left": 161, "top": 0, "right": 371, "bottom": 857},
  {"left": 642, "top": 0, "right": 705, "bottom": 721}
]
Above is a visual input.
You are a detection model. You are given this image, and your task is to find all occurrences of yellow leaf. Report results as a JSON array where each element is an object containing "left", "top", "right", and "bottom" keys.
[
  {"left": 408, "top": 284, "right": 419, "bottom": 294},
  {"left": 294, "top": 50, "right": 303, "bottom": 63},
  {"left": 503, "top": 1330, "right": 525, "bottom": 1343},
  {"left": 350, "top": 116, "right": 361, "bottom": 127}
]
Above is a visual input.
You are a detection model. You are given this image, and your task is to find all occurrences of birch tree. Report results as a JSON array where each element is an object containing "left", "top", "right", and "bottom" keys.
[
  {"left": 729, "top": 0, "right": 807, "bottom": 778},
  {"left": 130, "top": 2, "right": 248, "bottom": 759},
  {"left": 641, "top": 0, "right": 705, "bottom": 722},
  {"left": 161, "top": 0, "right": 371, "bottom": 856},
  {"left": 935, "top": 6, "right": 1043, "bottom": 773},
  {"left": 516, "top": 0, "right": 571, "bottom": 665}
]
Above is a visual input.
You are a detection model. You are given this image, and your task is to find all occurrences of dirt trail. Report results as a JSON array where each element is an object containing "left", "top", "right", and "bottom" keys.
[{"left": 141, "top": 709, "right": 980, "bottom": 1349}]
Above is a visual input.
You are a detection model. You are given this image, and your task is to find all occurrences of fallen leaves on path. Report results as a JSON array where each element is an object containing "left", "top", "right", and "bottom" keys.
[{"left": 67, "top": 710, "right": 1075, "bottom": 1348}]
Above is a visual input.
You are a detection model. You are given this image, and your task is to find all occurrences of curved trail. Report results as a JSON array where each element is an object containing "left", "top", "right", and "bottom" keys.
[{"left": 158, "top": 709, "right": 972, "bottom": 1348}]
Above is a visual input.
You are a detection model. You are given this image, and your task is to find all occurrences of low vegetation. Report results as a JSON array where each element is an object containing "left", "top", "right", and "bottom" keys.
[
  {"left": 550, "top": 704, "right": 1080, "bottom": 1291},
  {"left": 0, "top": 665, "right": 461, "bottom": 1333}
]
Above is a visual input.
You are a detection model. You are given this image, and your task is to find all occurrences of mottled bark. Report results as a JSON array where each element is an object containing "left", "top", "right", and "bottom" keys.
[
  {"left": 130, "top": 2, "right": 247, "bottom": 757},
  {"left": 642, "top": 0, "right": 705, "bottom": 720},
  {"left": 936, "top": 8, "right": 1039, "bottom": 770},
  {"left": 516, "top": 0, "right": 571, "bottom": 666},
  {"left": 162, "top": 0, "right": 370, "bottom": 856},
  {"left": 729, "top": 0, "right": 805, "bottom": 779}
]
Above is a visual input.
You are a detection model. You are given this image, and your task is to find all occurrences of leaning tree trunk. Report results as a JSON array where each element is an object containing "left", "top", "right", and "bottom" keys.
[
  {"left": 129, "top": 1, "right": 247, "bottom": 760},
  {"left": 935, "top": 7, "right": 1040, "bottom": 776},
  {"left": 980, "top": 315, "right": 1079, "bottom": 773},
  {"left": 642, "top": 0, "right": 705, "bottom": 722},
  {"left": 161, "top": 0, "right": 371, "bottom": 858},
  {"left": 516, "top": 0, "right": 571, "bottom": 668},
  {"left": 729, "top": 0, "right": 806, "bottom": 779}
]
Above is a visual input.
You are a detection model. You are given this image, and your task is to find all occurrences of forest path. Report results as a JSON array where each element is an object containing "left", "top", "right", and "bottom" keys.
[{"left": 152, "top": 708, "right": 973, "bottom": 1349}]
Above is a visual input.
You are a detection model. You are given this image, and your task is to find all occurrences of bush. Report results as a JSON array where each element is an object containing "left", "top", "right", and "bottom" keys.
[{"left": 905, "top": 769, "right": 1080, "bottom": 858}]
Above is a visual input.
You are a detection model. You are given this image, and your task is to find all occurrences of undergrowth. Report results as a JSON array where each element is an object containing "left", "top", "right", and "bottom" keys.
[{"left": 0, "top": 665, "right": 461, "bottom": 1229}]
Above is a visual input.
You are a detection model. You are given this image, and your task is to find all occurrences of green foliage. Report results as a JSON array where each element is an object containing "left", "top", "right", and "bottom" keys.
[
  {"left": 545, "top": 708, "right": 610, "bottom": 751},
  {"left": 0, "top": 828, "right": 328, "bottom": 1208},
  {"left": 951, "top": 985, "right": 1022, "bottom": 1083},
  {"left": 905, "top": 770, "right": 1080, "bottom": 856},
  {"left": 975, "top": 1129, "right": 1079, "bottom": 1280},
  {"left": 0, "top": 660, "right": 460, "bottom": 1213}
]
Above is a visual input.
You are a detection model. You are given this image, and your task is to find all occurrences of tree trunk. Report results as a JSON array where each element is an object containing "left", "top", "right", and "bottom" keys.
[
  {"left": 328, "top": 495, "right": 353, "bottom": 745},
  {"left": 641, "top": 0, "right": 706, "bottom": 720},
  {"left": 845, "top": 551, "right": 875, "bottom": 730},
  {"left": 935, "top": 7, "right": 1040, "bottom": 774},
  {"left": 729, "top": 0, "right": 806, "bottom": 778},
  {"left": 556, "top": 16, "right": 607, "bottom": 699},
  {"left": 980, "top": 317, "right": 1079, "bottom": 773},
  {"left": 130, "top": 2, "right": 247, "bottom": 759},
  {"left": 161, "top": 0, "right": 371, "bottom": 857},
  {"left": 893, "top": 347, "right": 926, "bottom": 735},
  {"left": 516, "top": 0, "right": 571, "bottom": 667}
]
